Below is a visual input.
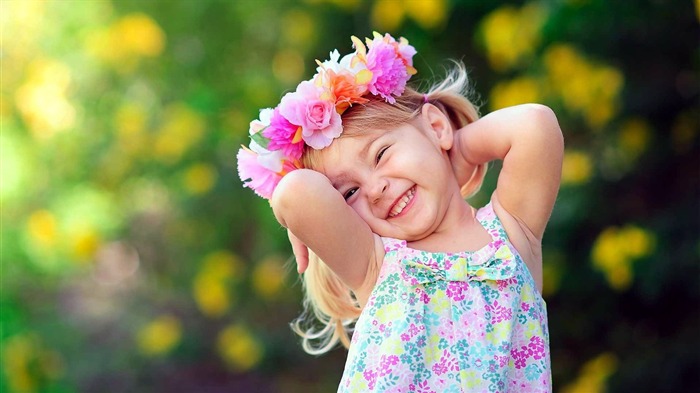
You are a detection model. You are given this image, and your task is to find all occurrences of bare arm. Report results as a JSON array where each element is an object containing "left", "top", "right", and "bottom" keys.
[
  {"left": 271, "top": 169, "right": 381, "bottom": 291},
  {"left": 451, "top": 104, "right": 564, "bottom": 240}
]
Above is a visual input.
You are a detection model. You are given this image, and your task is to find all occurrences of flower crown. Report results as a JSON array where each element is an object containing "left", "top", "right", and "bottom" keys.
[{"left": 237, "top": 32, "right": 417, "bottom": 199}]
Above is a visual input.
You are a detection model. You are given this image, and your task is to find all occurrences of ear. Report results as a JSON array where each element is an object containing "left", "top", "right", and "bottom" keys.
[{"left": 420, "top": 103, "right": 454, "bottom": 150}]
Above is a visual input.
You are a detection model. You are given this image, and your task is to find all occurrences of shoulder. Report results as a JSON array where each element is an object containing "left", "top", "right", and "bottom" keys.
[{"left": 489, "top": 193, "right": 543, "bottom": 291}]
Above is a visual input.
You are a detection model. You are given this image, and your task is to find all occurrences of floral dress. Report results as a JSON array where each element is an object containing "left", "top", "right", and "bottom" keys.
[{"left": 338, "top": 203, "right": 551, "bottom": 393}]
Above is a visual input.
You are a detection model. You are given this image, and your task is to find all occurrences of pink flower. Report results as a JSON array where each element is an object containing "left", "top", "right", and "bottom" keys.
[
  {"left": 262, "top": 108, "right": 305, "bottom": 160},
  {"left": 363, "top": 369, "right": 378, "bottom": 390},
  {"left": 395, "top": 36, "right": 417, "bottom": 68},
  {"left": 446, "top": 282, "right": 465, "bottom": 301},
  {"left": 237, "top": 147, "right": 298, "bottom": 199},
  {"left": 528, "top": 336, "right": 546, "bottom": 360},
  {"left": 278, "top": 80, "right": 342, "bottom": 149},
  {"left": 364, "top": 34, "right": 417, "bottom": 103}
]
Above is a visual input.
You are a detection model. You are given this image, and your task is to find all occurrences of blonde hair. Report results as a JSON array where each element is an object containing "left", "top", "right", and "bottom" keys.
[{"left": 291, "top": 63, "right": 487, "bottom": 355}]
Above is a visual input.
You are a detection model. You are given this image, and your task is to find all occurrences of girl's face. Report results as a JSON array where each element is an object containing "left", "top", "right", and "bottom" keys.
[{"left": 315, "top": 117, "right": 461, "bottom": 241}]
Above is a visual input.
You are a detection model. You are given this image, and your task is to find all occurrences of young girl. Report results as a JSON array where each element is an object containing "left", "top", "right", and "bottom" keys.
[{"left": 238, "top": 33, "right": 563, "bottom": 392}]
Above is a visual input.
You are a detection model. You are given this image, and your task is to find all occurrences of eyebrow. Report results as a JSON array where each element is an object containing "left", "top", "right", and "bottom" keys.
[
  {"left": 360, "top": 133, "right": 382, "bottom": 158},
  {"left": 331, "top": 172, "right": 351, "bottom": 189},
  {"left": 329, "top": 133, "right": 383, "bottom": 189}
]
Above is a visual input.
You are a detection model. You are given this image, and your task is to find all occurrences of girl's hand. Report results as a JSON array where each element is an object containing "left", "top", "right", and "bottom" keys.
[
  {"left": 287, "top": 229, "right": 309, "bottom": 274},
  {"left": 449, "top": 129, "right": 478, "bottom": 194}
]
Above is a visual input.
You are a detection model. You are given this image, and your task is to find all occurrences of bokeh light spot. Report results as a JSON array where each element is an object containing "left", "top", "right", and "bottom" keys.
[{"left": 137, "top": 315, "right": 182, "bottom": 356}]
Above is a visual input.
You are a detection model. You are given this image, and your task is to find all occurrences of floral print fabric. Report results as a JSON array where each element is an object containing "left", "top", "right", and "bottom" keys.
[{"left": 338, "top": 203, "right": 551, "bottom": 392}]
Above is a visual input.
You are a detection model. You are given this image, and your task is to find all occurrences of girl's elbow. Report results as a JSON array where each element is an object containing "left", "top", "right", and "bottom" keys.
[
  {"left": 271, "top": 169, "right": 330, "bottom": 227},
  {"left": 524, "top": 104, "right": 564, "bottom": 148},
  {"left": 523, "top": 104, "right": 557, "bottom": 126},
  {"left": 272, "top": 170, "right": 306, "bottom": 227}
]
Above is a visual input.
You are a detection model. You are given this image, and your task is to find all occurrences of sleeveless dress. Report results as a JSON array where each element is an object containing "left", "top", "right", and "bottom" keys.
[{"left": 338, "top": 203, "right": 552, "bottom": 393}]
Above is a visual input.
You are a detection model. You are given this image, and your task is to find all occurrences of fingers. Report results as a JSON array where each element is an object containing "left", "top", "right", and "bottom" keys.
[
  {"left": 287, "top": 230, "right": 309, "bottom": 274},
  {"left": 448, "top": 147, "right": 477, "bottom": 192},
  {"left": 293, "top": 243, "right": 309, "bottom": 274}
]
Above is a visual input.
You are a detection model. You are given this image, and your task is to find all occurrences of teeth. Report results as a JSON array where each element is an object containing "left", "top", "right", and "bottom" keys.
[{"left": 389, "top": 187, "right": 415, "bottom": 217}]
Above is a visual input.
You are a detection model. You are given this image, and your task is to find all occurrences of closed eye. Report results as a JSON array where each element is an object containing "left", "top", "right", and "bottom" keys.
[{"left": 376, "top": 146, "right": 389, "bottom": 164}]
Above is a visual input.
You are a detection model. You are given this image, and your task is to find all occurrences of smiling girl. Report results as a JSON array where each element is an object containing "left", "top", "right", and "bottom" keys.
[{"left": 238, "top": 32, "right": 563, "bottom": 392}]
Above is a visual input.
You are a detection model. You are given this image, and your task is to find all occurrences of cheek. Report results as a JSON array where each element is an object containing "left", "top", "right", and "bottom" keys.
[{"left": 349, "top": 202, "right": 380, "bottom": 228}]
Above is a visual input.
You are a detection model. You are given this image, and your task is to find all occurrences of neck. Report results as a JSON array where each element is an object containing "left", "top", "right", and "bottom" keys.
[{"left": 408, "top": 186, "right": 489, "bottom": 253}]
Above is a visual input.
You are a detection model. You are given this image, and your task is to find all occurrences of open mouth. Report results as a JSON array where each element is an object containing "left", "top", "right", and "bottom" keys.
[{"left": 388, "top": 186, "right": 416, "bottom": 218}]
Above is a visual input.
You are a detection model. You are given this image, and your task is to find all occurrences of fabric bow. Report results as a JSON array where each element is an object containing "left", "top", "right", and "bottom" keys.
[{"left": 401, "top": 244, "right": 517, "bottom": 286}]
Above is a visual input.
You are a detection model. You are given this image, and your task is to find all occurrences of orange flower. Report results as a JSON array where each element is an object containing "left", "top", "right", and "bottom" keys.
[{"left": 327, "top": 69, "right": 369, "bottom": 113}]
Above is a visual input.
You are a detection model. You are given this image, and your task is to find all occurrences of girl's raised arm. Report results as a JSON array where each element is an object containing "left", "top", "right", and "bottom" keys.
[
  {"left": 451, "top": 103, "right": 564, "bottom": 240},
  {"left": 271, "top": 168, "right": 382, "bottom": 291}
]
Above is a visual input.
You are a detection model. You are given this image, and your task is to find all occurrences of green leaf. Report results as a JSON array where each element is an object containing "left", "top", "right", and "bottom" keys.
[{"left": 250, "top": 128, "right": 270, "bottom": 149}]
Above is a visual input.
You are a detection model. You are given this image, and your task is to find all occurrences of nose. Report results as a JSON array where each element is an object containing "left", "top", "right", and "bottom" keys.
[{"left": 369, "top": 178, "right": 388, "bottom": 204}]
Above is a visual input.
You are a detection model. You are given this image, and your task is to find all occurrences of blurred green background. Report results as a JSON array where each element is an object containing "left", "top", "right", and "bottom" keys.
[{"left": 1, "top": 0, "right": 698, "bottom": 392}]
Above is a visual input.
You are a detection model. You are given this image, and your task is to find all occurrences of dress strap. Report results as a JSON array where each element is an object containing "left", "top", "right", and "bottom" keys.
[
  {"left": 380, "top": 236, "right": 406, "bottom": 253},
  {"left": 475, "top": 201, "right": 495, "bottom": 225},
  {"left": 475, "top": 202, "right": 508, "bottom": 243}
]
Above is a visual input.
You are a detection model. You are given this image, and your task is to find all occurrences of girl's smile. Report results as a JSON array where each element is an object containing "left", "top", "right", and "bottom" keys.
[{"left": 388, "top": 185, "right": 416, "bottom": 218}]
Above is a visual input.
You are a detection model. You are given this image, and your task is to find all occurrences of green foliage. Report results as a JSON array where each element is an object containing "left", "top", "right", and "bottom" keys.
[{"left": 2, "top": 0, "right": 697, "bottom": 392}]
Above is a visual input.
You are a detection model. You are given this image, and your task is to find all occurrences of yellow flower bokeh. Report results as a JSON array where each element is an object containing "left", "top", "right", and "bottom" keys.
[
  {"left": 371, "top": 0, "right": 448, "bottom": 31},
  {"left": 544, "top": 44, "right": 623, "bottom": 128},
  {"left": 561, "top": 352, "right": 619, "bottom": 393},
  {"left": 115, "top": 103, "right": 149, "bottom": 156},
  {"left": 281, "top": 10, "right": 316, "bottom": 48},
  {"left": 116, "top": 14, "right": 165, "bottom": 57},
  {"left": 23, "top": 186, "right": 118, "bottom": 270},
  {"left": 217, "top": 324, "right": 264, "bottom": 371},
  {"left": 137, "top": 315, "right": 182, "bottom": 356},
  {"left": 153, "top": 103, "right": 206, "bottom": 164},
  {"left": 561, "top": 151, "right": 593, "bottom": 185},
  {"left": 480, "top": 3, "right": 548, "bottom": 71},
  {"left": 183, "top": 163, "right": 218, "bottom": 195},
  {"left": 15, "top": 58, "right": 76, "bottom": 139},
  {"left": 193, "top": 275, "right": 231, "bottom": 318},
  {"left": 1, "top": 0, "right": 46, "bottom": 64},
  {"left": 25, "top": 207, "right": 106, "bottom": 270},
  {"left": 86, "top": 12, "right": 165, "bottom": 73},
  {"left": 203, "top": 251, "right": 244, "bottom": 279},
  {"left": 618, "top": 118, "right": 651, "bottom": 160},
  {"left": 272, "top": 49, "right": 306, "bottom": 85},
  {"left": 70, "top": 228, "right": 101, "bottom": 264},
  {"left": 193, "top": 251, "right": 243, "bottom": 318},
  {"left": 592, "top": 226, "right": 655, "bottom": 290},
  {"left": 371, "top": 0, "right": 406, "bottom": 31},
  {"left": 489, "top": 76, "right": 541, "bottom": 110},
  {"left": 2, "top": 333, "right": 64, "bottom": 393},
  {"left": 251, "top": 255, "right": 287, "bottom": 300},
  {"left": 27, "top": 210, "right": 58, "bottom": 249},
  {"left": 405, "top": 0, "right": 448, "bottom": 30}
]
